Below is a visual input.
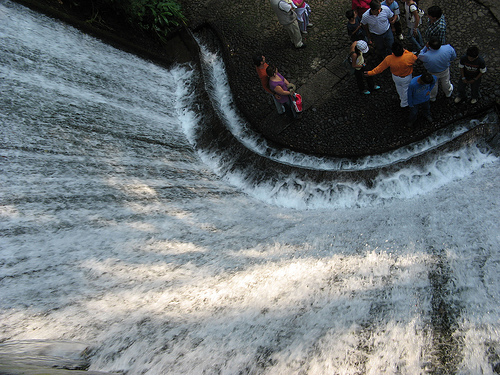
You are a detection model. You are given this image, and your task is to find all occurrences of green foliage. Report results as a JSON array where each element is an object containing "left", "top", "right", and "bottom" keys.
[
  {"left": 84, "top": 0, "right": 186, "bottom": 41},
  {"left": 130, "top": 0, "right": 187, "bottom": 40}
]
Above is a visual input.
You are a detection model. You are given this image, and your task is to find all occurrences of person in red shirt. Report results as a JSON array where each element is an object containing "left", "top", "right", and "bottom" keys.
[
  {"left": 352, "top": 0, "right": 371, "bottom": 17},
  {"left": 252, "top": 54, "right": 285, "bottom": 114}
]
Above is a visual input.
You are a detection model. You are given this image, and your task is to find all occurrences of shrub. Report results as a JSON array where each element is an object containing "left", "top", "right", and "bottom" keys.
[{"left": 82, "top": 0, "right": 186, "bottom": 41}]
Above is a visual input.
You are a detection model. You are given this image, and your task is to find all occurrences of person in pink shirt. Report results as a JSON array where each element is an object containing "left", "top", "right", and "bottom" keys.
[{"left": 292, "top": 0, "right": 312, "bottom": 34}]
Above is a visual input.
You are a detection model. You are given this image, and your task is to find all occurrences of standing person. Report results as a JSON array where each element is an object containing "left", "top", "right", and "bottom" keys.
[
  {"left": 407, "top": 72, "right": 436, "bottom": 126},
  {"left": 382, "top": 0, "right": 403, "bottom": 40},
  {"left": 269, "top": 0, "right": 305, "bottom": 49},
  {"left": 252, "top": 54, "right": 285, "bottom": 114},
  {"left": 455, "top": 46, "right": 487, "bottom": 104},
  {"left": 350, "top": 40, "right": 380, "bottom": 94},
  {"left": 418, "top": 36, "right": 456, "bottom": 101},
  {"left": 346, "top": 9, "right": 367, "bottom": 42},
  {"left": 425, "top": 5, "right": 446, "bottom": 45},
  {"left": 361, "top": 0, "right": 396, "bottom": 59},
  {"left": 292, "top": 0, "right": 312, "bottom": 34},
  {"left": 266, "top": 65, "right": 298, "bottom": 119},
  {"left": 352, "top": 0, "right": 371, "bottom": 18},
  {"left": 403, "top": 0, "right": 424, "bottom": 52},
  {"left": 365, "top": 41, "right": 417, "bottom": 107}
]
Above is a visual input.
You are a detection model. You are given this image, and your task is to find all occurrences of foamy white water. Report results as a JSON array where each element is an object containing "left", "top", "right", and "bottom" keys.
[{"left": 1, "top": 1, "right": 500, "bottom": 374}]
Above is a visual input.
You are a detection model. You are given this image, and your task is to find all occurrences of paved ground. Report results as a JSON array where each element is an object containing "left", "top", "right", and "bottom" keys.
[{"left": 179, "top": 0, "right": 500, "bottom": 156}]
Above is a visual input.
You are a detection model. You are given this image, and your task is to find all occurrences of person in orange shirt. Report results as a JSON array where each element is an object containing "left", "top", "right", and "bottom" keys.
[
  {"left": 365, "top": 42, "right": 417, "bottom": 107},
  {"left": 253, "top": 54, "right": 285, "bottom": 114}
]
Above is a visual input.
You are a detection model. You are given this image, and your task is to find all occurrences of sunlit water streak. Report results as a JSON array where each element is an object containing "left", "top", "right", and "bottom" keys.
[{"left": 1, "top": 1, "right": 500, "bottom": 374}]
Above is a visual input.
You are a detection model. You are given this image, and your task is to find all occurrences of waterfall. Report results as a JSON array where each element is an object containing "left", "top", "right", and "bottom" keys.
[{"left": 1, "top": 1, "right": 500, "bottom": 374}]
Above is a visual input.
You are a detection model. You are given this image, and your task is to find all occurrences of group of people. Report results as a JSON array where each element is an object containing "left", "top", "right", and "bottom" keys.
[
  {"left": 262, "top": 0, "right": 487, "bottom": 126},
  {"left": 347, "top": 0, "right": 486, "bottom": 127}
]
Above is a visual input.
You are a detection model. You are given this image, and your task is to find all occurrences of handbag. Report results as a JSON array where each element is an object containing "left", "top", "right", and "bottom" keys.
[{"left": 292, "top": 93, "right": 302, "bottom": 113}]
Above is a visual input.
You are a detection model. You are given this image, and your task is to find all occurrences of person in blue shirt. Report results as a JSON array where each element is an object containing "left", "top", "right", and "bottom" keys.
[
  {"left": 417, "top": 36, "right": 456, "bottom": 101},
  {"left": 407, "top": 72, "right": 436, "bottom": 127},
  {"left": 382, "top": 0, "right": 403, "bottom": 40}
]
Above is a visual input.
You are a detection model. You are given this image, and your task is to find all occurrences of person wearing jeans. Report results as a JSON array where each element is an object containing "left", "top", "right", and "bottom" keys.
[
  {"left": 361, "top": 0, "right": 395, "bottom": 58},
  {"left": 407, "top": 73, "right": 436, "bottom": 127},
  {"left": 455, "top": 46, "right": 487, "bottom": 104},
  {"left": 404, "top": 0, "right": 423, "bottom": 52}
]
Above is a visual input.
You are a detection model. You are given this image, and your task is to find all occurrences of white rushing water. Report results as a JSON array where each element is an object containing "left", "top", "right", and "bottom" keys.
[{"left": 1, "top": 1, "right": 500, "bottom": 374}]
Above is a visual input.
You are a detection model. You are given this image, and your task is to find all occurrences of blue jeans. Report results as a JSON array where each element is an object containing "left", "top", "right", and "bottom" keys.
[
  {"left": 407, "top": 28, "right": 423, "bottom": 52},
  {"left": 373, "top": 28, "right": 394, "bottom": 57},
  {"left": 409, "top": 100, "right": 431, "bottom": 123}
]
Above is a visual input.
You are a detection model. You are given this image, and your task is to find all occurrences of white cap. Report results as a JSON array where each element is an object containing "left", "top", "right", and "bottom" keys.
[{"left": 356, "top": 40, "right": 369, "bottom": 53}]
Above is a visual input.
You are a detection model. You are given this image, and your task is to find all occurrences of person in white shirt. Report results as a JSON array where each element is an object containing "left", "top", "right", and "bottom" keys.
[{"left": 361, "top": 0, "right": 395, "bottom": 59}]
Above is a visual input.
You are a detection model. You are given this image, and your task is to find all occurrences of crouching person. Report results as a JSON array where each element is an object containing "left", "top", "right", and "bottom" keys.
[{"left": 407, "top": 72, "right": 436, "bottom": 128}]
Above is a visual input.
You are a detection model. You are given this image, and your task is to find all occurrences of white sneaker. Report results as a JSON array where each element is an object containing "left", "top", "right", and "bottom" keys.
[
  {"left": 471, "top": 98, "right": 478, "bottom": 104},
  {"left": 446, "top": 84, "right": 454, "bottom": 97},
  {"left": 398, "top": 34, "right": 404, "bottom": 40},
  {"left": 454, "top": 97, "right": 462, "bottom": 103}
]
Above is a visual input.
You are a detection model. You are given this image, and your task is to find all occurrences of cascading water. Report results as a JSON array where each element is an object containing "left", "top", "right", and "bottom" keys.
[{"left": 1, "top": 1, "right": 500, "bottom": 374}]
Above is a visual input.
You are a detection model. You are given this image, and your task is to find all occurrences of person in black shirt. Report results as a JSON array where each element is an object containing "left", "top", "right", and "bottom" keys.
[{"left": 455, "top": 46, "right": 487, "bottom": 104}]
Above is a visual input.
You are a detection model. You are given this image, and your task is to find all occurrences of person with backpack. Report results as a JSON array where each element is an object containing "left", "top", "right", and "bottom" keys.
[
  {"left": 403, "top": 0, "right": 424, "bottom": 52},
  {"left": 382, "top": 0, "right": 403, "bottom": 41},
  {"left": 349, "top": 40, "right": 380, "bottom": 94}
]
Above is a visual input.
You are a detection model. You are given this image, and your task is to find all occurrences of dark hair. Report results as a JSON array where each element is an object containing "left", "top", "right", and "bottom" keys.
[
  {"left": 392, "top": 41, "right": 404, "bottom": 57},
  {"left": 252, "top": 54, "right": 264, "bottom": 67},
  {"left": 266, "top": 64, "right": 277, "bottom": 77},
  {"left": 466, "top": 46, "right": 479, "bottom": 58},
  {"left": 428, "top": 36, "right": 441, "bottom": 50},
  {"left": 427, "top": 5, "right": 442, "bottom": 18},
  {"left": 370, "top": 0, "right": 381, "bottom": 11},
  {"left": 420, "top": 72, "right": 434, "bottom": 84},
  {"left": 346, "top": 9, "right": 355, "bottom": 19}
]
